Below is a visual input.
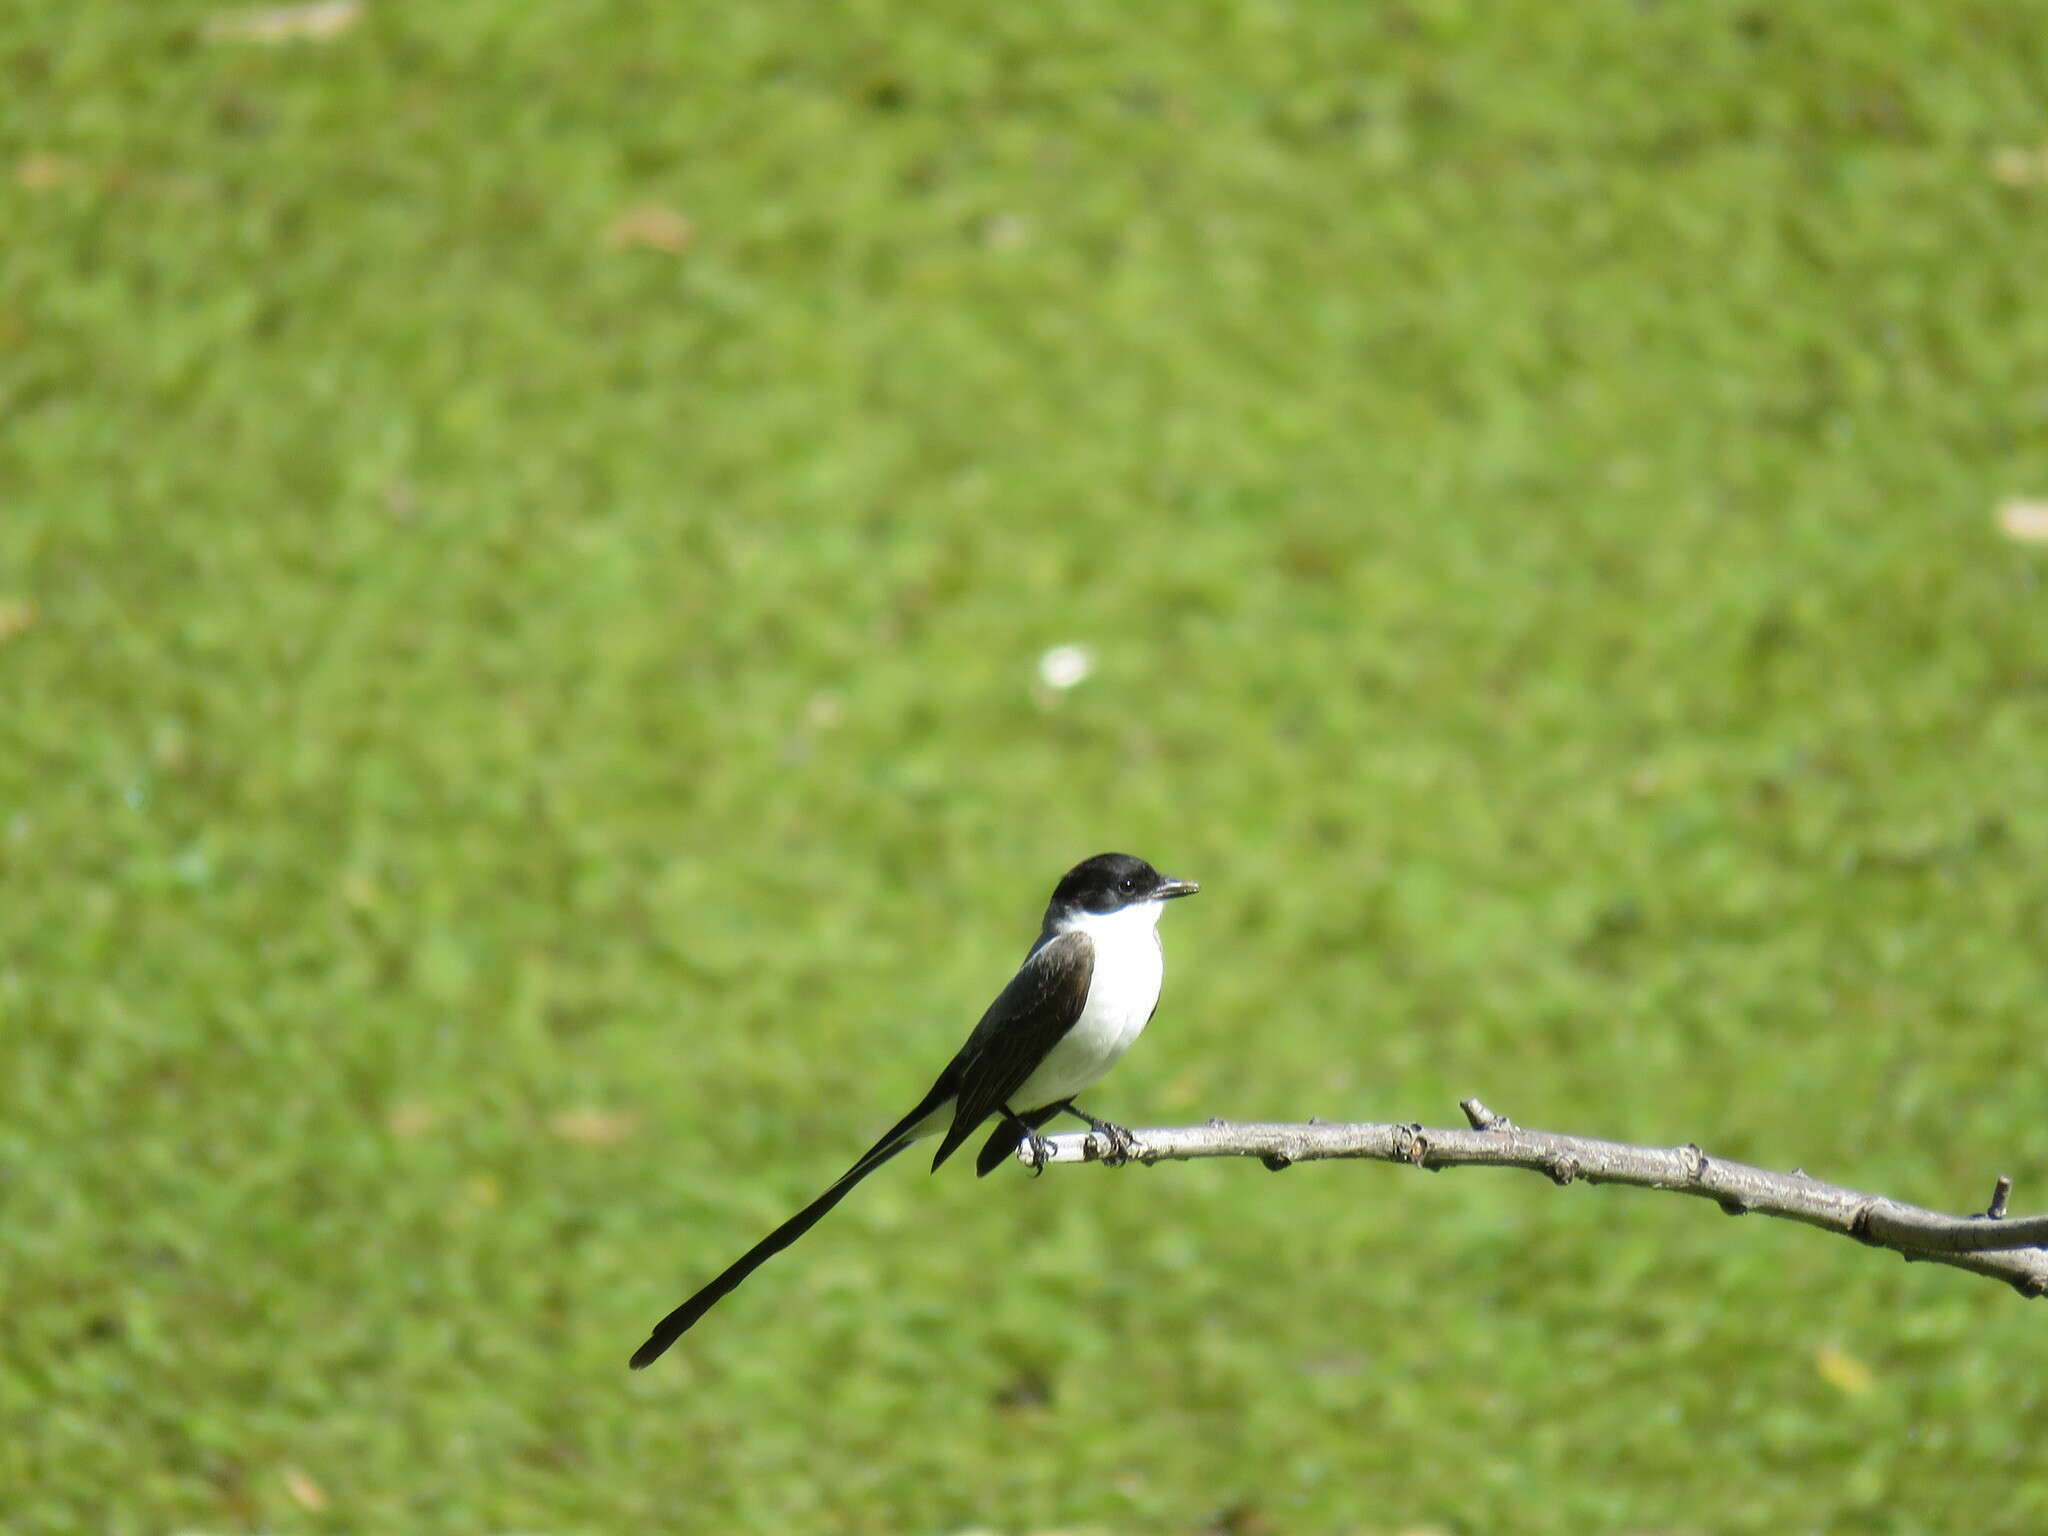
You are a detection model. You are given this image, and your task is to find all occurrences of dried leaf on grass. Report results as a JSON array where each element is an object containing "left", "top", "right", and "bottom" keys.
[
  {"left": 1990, "top": 145, "right": 2048, "bottom": 186},
  {"left": 15, "top": 155, "right": 78, "bottom": 191},
  {"left": 385, "top": 1101, "right": 438, "bottom": 1139},
  {"left": 548, "top": 1108, "right": 642, "bottom": 1146},
  {"left": 281, "top": 1468, "right": 328, "bottom": 1511},
  {"left": 602, "top": 204, "right": 696, "bottom": 253},
  {"left": 1814, "top": 1344, "right": 1875, "bottom": 1396}
]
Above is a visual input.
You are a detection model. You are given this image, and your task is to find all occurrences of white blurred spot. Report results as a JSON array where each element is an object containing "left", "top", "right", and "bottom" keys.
[
  {"left": 1998, "top": 498, "right": 2048, "bottom": 544},
  {"left": 1037, "top": 643, "right": 1095, "bottom": 691},
  {"left": 203, "top": 0, "right": 361, "bottom": 42}
]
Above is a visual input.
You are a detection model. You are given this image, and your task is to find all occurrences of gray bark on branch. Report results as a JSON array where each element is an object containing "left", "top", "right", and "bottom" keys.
[{"left": 1022, "top": 1098, "right": 2048, "bottom": 1299}]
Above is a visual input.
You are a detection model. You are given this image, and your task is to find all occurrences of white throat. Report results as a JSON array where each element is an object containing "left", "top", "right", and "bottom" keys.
[{"left": 1053, "top": 897, "right": 1166, "bottom": 949}]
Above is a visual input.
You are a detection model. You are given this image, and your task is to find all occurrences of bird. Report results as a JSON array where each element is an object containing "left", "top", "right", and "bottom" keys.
[{"left": 628, "top": 851, "right": 1200, "bottom": 1368}]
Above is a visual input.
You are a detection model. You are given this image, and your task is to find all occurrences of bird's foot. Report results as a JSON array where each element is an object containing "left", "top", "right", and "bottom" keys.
[
  {"left": 1061, "top": 1102, "right": 1137, "bottom": 1166},
  {"left": 1021, "top": 1126, "right": 1055, "bottom": 1177},
  {"left": 1084, "top": 1117, "right": 1135, "bottom": 1168}
]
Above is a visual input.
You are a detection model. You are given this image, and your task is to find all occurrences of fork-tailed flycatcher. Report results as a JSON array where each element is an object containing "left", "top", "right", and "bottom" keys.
[{"left": 628, "top": 851, "right": 1199, "bottom": 1368}]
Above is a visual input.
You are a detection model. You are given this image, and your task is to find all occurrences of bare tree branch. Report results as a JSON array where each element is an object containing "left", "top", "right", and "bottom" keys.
[{"left": 1022, "top": 1098, "right": 2048, "bottom": 1299}]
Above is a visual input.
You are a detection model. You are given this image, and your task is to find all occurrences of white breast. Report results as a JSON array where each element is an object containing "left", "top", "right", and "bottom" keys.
[{"left": 1011, "top": 900, "right": 1166, "bottom": 1111}]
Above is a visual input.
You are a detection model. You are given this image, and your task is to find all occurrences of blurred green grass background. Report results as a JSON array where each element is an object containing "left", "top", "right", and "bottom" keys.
[{"left": 5, "top": 1, "right": 2048, "bottom": 1531}]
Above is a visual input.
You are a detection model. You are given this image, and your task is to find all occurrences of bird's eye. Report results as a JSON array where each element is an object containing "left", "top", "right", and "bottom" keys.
[{"left": 1120, "top": 875, "right": 1137, "bottom": 892}]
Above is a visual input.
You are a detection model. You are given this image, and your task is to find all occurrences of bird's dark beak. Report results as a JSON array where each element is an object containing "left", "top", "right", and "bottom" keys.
[{"left": 1155, "top": 877, "right": 1200, "bottom": 900}]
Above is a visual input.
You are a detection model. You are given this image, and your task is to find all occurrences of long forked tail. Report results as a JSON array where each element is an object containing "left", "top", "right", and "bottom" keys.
[{"left": 628, "top": 1094, "right": 948, "bottom": 1368}]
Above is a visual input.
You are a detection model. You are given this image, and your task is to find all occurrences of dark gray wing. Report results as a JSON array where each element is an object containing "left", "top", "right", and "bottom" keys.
[{"left": 928, "top": 930, "right": 1093, "bottom": 1170}]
